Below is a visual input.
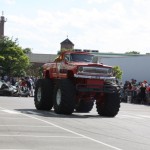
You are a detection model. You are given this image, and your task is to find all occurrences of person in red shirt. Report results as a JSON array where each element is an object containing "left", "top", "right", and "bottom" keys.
[{"left": 20, "top": 78, "right": 27, "bottom": 87}]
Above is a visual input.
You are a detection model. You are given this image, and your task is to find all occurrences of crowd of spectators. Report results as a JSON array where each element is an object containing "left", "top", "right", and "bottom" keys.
[
  {"left": 121, "top": 79, "right": 150, "bottom": 105},
  {"left": 1, "top": 75, "right": 150, "bottom": 104},
  {"left": 0, "top": 75, "right": 39, "bottom": 97}
]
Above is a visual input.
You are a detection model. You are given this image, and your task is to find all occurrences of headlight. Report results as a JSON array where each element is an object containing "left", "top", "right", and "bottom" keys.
[
  {"left": 107, "top": 68, "right": 113, "bottom": 75},
  {"left": 78, "top": 66, "right": 83, "bottom": 72}
]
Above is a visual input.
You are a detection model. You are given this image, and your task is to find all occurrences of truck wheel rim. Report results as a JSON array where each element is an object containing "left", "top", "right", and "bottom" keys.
[
  {"left": 56, "top": 89, "right": 61, "bottom": 105},
  {"left": 37, "top": 87, "right": 41, "bottom": 102}
]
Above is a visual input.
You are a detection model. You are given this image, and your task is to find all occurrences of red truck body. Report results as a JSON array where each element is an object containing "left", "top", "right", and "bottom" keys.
[{"left": 34, "top": 50, "right": 120, "bottom": 117}]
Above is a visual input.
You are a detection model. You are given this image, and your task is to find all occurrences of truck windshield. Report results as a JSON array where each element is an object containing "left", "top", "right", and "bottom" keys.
[{"left": 70, "top": 54, "right": 94, "bottom": 62}]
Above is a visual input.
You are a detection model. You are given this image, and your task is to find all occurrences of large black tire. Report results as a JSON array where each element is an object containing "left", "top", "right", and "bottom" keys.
[
  {"left": 34, "top": 79, "right": 53, "bottom": 110},
  {"left": 96, "top": 92, "right": 120, "bottom": 117},
  {"left": 53, "top": 79, "right": 75, "bottom": 115},
  {"left": 75, "top": 100, "right": 94, "bottom": 112}
]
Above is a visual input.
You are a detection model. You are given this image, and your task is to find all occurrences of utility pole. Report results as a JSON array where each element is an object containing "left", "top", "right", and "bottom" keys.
[{"left": 0, "top": 11, "right": 7, "bottom": 38}]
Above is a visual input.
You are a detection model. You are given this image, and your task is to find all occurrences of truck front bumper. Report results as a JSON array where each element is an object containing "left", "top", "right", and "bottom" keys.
[
  {"left": 74, "top": 74, "right": 115, "bottom": 80},
  {"left": 76, "top": 84, "right": 120, "bottom": 93}
]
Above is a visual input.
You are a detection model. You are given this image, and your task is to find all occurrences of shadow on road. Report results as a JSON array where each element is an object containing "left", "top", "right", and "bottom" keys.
[{"left": 14, "top": 108, "right": 112, "bottom": 119}]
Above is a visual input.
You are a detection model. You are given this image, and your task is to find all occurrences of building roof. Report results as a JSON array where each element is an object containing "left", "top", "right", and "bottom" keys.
[
  {"left": 27, "top": 53, "right": 57, "bottom": 63},
  {"left": 94, "top": 52, "right": 146, "bottom": 58},
  {"left": 27, "top": 51, "right": 148, "bottom": 64},
  {"left": 60, "top": 38, "right": 74, "bottom": 46}
]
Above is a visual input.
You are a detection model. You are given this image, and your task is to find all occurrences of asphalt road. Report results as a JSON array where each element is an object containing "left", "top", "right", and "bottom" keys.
[{"left": 0, "top": 96, "right": 150, "bottom": 150}]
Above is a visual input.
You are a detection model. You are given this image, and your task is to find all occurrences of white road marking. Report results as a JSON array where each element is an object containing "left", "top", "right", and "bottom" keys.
[
  {"left": 0, "top": 125, "right": 54, "bottom": 127},
  {"left": 21, "top": 114, "right": 123, "bottom": 150},
  {"left": 0, "top": 135, "right": 83, "bottom": 138},
  {"left": 138, "top": 115, "right": 150, "bottom": 118},
  {"left": 1, "top": 110, "right": 21, "bottom": 114},
  {"left": 0, "top": 149, "right": 31, "bottom": 150},
  {"left": 0, "top": 108, "right": 149, "bottom": 121},
  {"left": 0, "top": 106, "right": 123, "bottom": 150},
  {"left": 0, "top": 117, "right": 30, "bottom": 119}
]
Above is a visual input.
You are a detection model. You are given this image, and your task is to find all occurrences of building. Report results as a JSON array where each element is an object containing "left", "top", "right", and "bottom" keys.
[
  {"left": 101, "top": 53, "right": 150, "bottom": 84},
  {"left": 60, "top": 38, "right": 74, "bottom": 51},
  {"left": 28, "top": 38, "right": 75, "bottom": 66},
  {"left": 27, "top": 53, "right": 56, "bottom": 67},
  {"left": 0, "top": 12, "right": 7, "bottom": 38}
]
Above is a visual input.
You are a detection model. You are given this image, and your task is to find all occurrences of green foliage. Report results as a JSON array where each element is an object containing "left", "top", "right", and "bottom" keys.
[
  {"left": 125, "top": 51, "right": 140, "bottom": 54},
  {"left": 38, "top": 66, "right": 43, "bottom": 78},
  {"left": 0, "top": 37, "right": 18, "bottom": 50},
  {"left": 0, "top": 55, "right": 4, "bottom": 61},
  {"left": 112, "top": 66, "right": 123, "bottom": 80},
  {"left": 23, "top": 48, "right": 32, "bottom": 54},
  {"left": 0, "top": 36, "right": 30, "bottom": 76}
]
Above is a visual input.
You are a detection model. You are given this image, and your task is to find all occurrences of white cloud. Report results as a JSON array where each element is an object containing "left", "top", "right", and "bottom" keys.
[
  {"left": 87, "top": 0, "right": 108, "bottom": 4},
  {"left": 3, "top": 0, "right": 16, "bottom": 5},
  {"left": 4, "top": 0, "right": 150, "bottom": 54}
]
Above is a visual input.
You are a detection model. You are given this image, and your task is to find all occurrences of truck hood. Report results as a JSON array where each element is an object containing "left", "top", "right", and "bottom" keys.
[{"left": 68, "top": 62, "right": 112, "bottom": 68}]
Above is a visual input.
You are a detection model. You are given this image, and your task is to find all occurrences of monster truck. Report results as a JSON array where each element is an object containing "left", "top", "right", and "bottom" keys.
[{"left": 34, "top": 50, "right": 121, "bottom": 117}]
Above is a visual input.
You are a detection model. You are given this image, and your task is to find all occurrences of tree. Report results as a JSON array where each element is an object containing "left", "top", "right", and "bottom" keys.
[
  {"left": 125, "top": 51, "right": 140, "bottom": 55},
  {"left": 0, "top": 36, "right": 30, "bottom": 76},
  {"left": 23, "top": 48, "right": 32, "bottom": 54},
  {"left": 112, "top": 66, "right": 123, "bottom": 80},
  {"left": 26, "top": 64, "right": 42, "bottom": 77}
]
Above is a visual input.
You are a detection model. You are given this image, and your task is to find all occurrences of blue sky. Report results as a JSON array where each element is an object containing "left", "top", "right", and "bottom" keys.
[{"left": 1, "top": 0, "right": 150, "bottom": 54}]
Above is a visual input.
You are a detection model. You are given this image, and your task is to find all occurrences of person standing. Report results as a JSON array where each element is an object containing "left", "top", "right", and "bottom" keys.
[{"left": 140, "top": 81, "right": 147, "bottom": 104}]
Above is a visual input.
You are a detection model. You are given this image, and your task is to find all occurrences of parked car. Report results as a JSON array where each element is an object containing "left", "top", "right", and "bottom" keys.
[{"left": 0, "top": 80, "right": 17, "bottom": 96}]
